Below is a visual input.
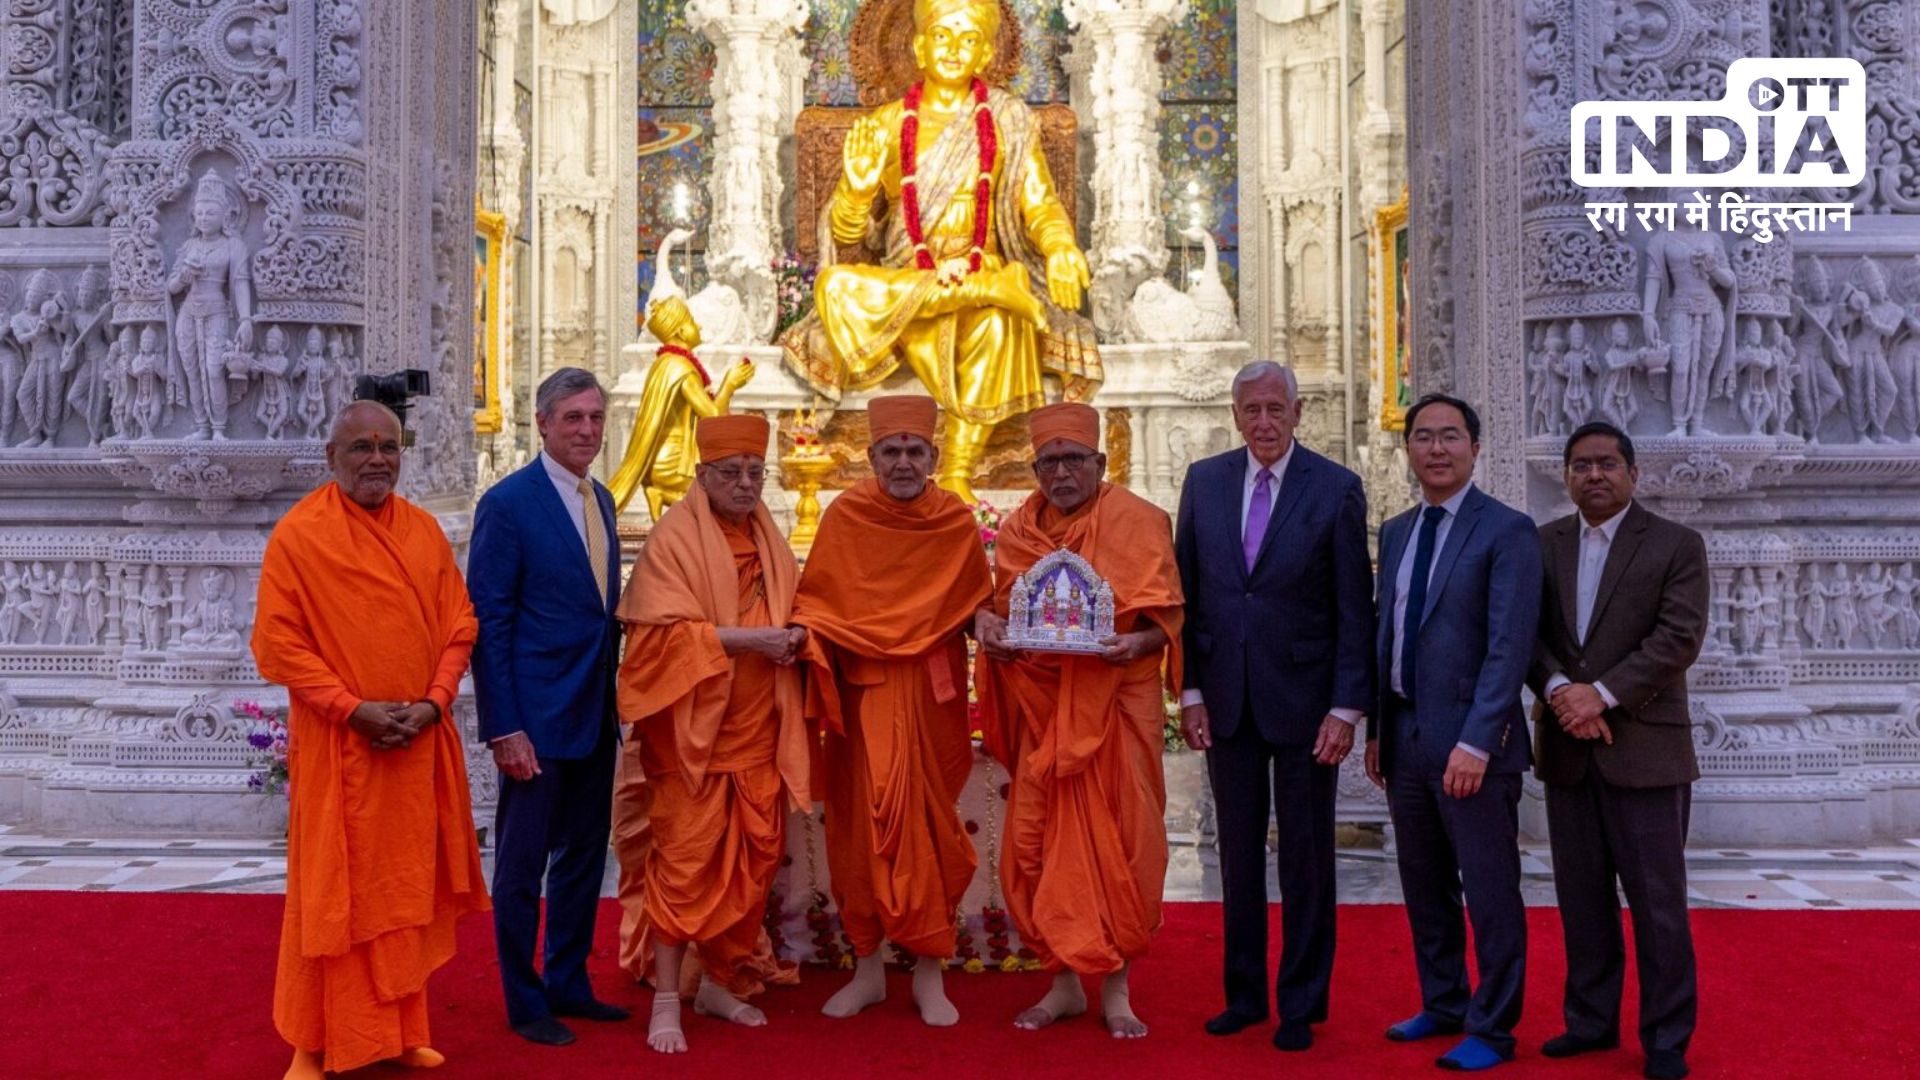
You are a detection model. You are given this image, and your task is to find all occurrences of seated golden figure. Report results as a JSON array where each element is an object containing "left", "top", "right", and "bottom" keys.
[
  {"left": 610, "top": 296, "right": 754, "bottom": 520},
  {"left": 779, "top": 0, "right": 1101, "bottom": 506}
]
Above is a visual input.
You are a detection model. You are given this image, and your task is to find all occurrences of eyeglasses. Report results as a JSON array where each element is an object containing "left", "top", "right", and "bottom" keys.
[
  {"left": 711, "top": 466, "right": 766, "bottom": 486},
  {"left": 1407, "top": 430, "right": 1469, "bottom": 449},
  {"left": 1033, "top": 452, "right": 1097, "bottom": 474},
  {"left": 1568, "top": 459, "right": 1626, "bottom": 476}
]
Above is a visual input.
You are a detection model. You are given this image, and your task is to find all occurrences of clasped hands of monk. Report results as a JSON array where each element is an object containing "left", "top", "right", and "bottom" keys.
[{"left": 347, "top": 699, "right": 440, "bottom": 751}]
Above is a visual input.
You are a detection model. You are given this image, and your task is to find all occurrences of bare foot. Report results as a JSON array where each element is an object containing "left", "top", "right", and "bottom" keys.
[
  {"left": 1014, "top": 970, "right": 1087, "bottom": 1030},
  {"left": 912, "top": 956, "right": 959, "bottom": 1027},
  {"left": 283, "top": 1049, "right": 323, "bottom": 1080},
  {"left": 694, "top": 979, "right": 767, "bottom": 1027},
  {"left": 396, "top": 1046, "right": 445, "bottom": 1069},
  {"left": 1101, "top": 969, "right": 1148, "bottom": 1038},
  {"left": 648, "top": 992, "right": 687, "bottom": 1054},
  {"left": 822, "top": 954, "right": 887, "bottom": 1018}
]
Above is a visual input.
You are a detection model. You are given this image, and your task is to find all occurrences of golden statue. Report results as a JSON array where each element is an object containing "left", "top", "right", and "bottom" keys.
[
  {"left": 609, "top": 295, "right": 754, "bottom": 520},
  {"left": 779, "top": 0, "right": 1100, "bottom": 505}
]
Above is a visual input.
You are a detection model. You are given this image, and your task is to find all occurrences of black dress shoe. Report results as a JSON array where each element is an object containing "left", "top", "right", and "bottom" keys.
[
  {"left": 1541, "top": 1032, "right": 1620, "bottom": 1058},
  {"left": 513, "top": 1017, "right": 577, "bottom": 1046},
  {"left": 1272, "top": 1019, "right": 1313, "bottom": 1052},
  {"left": 1643, "top": 1051, "right": 1690, "bottom": 1079},
  {"left": 1204, "top": 1009, "right": 1268, "bottom": 1036},
  {"left": 552, "top": 998, "right": 631, "bottom": 1022}
]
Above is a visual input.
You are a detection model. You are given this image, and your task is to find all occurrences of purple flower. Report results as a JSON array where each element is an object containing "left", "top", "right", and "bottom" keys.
[{"left": 247, "top": 731, "right": 273, "bottom": 749}]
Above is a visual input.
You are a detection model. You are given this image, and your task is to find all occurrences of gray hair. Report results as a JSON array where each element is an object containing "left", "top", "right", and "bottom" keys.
[
  {"left": 1231, "top": 360, "right": 1298, "bottom": 402},
  {"left": 535, "top": 366, "right": 607, "bottom": 417}
]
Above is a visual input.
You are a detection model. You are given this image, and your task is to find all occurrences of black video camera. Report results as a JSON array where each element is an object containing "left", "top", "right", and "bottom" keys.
[{"left": 353, "top": 369, "right": 430, "bottom": 445}]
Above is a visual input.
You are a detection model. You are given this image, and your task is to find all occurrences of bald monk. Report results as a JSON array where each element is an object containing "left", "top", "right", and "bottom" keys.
[
  {"left": 793, "top": 394, "right": 994, "bottom": 1026},
  {"left": 975, "top": 402, "right": 1183, "bottom": 1038},
  {"left": 251, "top": 401, "right": 489, "bottom": 1079},
  {"left": 613, "top": 414, "right": 811, "bottom": 1054}
]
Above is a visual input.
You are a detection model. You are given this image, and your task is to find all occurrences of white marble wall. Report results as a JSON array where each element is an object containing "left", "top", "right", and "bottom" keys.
[
  {"left": 1412, "top": 0, "right": 1920, "bottom": 844},
  {"left": 0, "top": 0, "right": 482, "bottom": 835}
]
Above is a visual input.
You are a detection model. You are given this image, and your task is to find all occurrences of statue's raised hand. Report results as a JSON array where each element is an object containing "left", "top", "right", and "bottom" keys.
[
  {"left": 1045, "top": 246, "right": 1090, "bottom": 311},
  {"left": 842, "top": 115, "right": 890, "bottom": 197}
]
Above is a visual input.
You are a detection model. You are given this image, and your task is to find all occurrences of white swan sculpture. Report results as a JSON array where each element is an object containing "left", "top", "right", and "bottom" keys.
[
  {"left": 641, "top": 227, "right": 748, "bottom": 345},
  {"left": 1125, "top": 225, "right": 1241, "bottom": 343}
]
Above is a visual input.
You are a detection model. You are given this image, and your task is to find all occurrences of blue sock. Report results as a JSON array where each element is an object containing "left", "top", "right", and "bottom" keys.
[
  {"left": 1387, "top": 1013, "right": 1459, "bottom": 1041},
  {"left": 1436, "top": 1035, "right": 1510, "bottom": 1071}
]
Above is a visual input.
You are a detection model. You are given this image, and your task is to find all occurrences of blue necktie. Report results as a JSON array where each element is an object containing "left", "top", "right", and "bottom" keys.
[{"left": 1399, "top": 505, "right": 1447, "bottom": 700}]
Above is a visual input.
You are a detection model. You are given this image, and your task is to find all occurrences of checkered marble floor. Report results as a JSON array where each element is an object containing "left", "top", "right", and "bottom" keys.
[{"left": 5, "top": 824, "right": 1920, "bottom": 909}]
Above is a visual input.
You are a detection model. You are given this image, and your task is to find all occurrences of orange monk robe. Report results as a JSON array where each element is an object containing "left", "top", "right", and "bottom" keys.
[
  {"left": 976, "top": 482, "right": 1184, "bottom": 975},
  {"left": 250, "top": 483, "right": 489, "bottom": 1073},
  {"left": 792, "top": 478, "right": 994, "bottom": 959},
  {"left": 614, "top": 485, "right": 809, "bottom": 996}
]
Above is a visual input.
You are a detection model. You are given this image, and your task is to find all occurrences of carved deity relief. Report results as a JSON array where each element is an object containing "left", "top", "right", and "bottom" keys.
[
  {"left": 12, "top": 269, "right": 75, "bottom": 448},
  {"left": 176, "top": 567, "right": 243, "bottom": 652},
  {"left": 167, "top": 173, "right": 256, "bottom": 441},
  {"left": 1641, "top": 220, "right": 1737, "bottom": 438},
  {"left": 1838, "top": 257, "right": 1901, "bottom": 444}
]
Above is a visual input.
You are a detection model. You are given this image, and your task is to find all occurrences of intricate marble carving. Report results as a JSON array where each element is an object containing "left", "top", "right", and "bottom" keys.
[
  {"left": 1424, "top": 0, "right": 1920, "bottom": 841},
  {"left": 685, "top": 0, "right": 806, "bottom": 345},
  {"left": 1063, "top": 0, "right": 1189, "bottom": 339},
  {"left": 0, "top": 0, "right": 481, "bottom": 834}
]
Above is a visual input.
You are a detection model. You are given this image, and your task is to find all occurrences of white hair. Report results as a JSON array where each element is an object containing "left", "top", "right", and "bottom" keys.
[
  {"left": 535, "top": 366, "right": 607, "bottom": 417},
  {"left": 1231, "top": 360, "right": 1298, "bottom": 402}
]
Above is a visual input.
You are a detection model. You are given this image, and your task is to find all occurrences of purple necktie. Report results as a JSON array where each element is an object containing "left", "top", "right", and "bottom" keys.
[{"left": 1243, "top": 467, "right": 1273, "bottom": 572}]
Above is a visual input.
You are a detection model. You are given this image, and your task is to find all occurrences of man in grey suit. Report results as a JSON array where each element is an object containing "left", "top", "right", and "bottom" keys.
[
  {"left": 1529, "top": 421, "right": 1707, "bottom": 1080},
  {"left": 1366, "top": 394, "right": 1542, "bottom": 1072}
]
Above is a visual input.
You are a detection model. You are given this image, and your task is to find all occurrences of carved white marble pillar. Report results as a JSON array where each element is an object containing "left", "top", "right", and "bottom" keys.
[
  {"left": 686, "top": 0, "right": 809, "bottom": 345},
  {"left": 478, "top": 0, "right": 528, "bottom": 493},
  {"left": 533, "top": 0, "right": 630, "bottom": 395},
  {"left": 1064, "top": 0, "right": 1190, "bottom": 340}
]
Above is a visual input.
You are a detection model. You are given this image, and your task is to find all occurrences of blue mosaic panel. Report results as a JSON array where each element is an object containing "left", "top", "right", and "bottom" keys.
[
  {"left": 1160, "top": 0, "right": 1235, "bottom": 102},
  {"left": 1160, "top": 104, "right": 1238, "bottom": 243},
  {"left": 639, "top": 0, "right": 717, "bottom": 325},
  {"left": 1005, "top": 0, "right": 1071, "bottom": 104},
  {"left": 805, "top": 0, "right": 861, "bottom": 106},
  {"left": 636, "top": 107, "right": 715, "bottom": 324}
]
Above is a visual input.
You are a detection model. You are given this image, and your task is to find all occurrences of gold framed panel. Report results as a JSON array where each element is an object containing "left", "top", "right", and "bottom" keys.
[
  {"left": 1372, "top": 189, "right": 1411, "bottom": 432},
  {"left": 474, "top": 203, "right": 508, "bottom": 435}
]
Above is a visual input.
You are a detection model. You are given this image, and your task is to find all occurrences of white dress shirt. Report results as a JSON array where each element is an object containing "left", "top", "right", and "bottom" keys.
[
  {"left": 1388, "top": 483, "right": 1486, "bottom": 758},
  {"left": 540, "top": 449, "right": 593, "bottom": 555},
  {"left": 1181, "top": 444, "right": 1361, "bottom": 726},
  {"left": 1542, "top": 503, "right": 1629, "bottom": 709}
]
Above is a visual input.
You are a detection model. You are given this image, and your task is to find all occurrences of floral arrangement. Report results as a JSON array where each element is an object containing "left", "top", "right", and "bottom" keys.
[
  {"left": 1162, "top": 691, "right": 1186, "bottom": 754},
  {"left": 972, "top": 499, "right": 1002, "bottom": 560},
  {"left": 239, "top": 699, "right": 290, "bottom": 797},
  {"left": 772, "top": 252, "right": 817, "bottom": 338}
]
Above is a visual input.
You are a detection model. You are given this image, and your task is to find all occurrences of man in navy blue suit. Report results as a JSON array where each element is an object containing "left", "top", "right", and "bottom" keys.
[
  {"left": 1174, "top": 361, "right": 1374, "bottom": 1053},
  {"left": 1366, "top": 394, "right": 1543, "bottom": 1072},
  {"left": 471, "top": 367, "right": 629, "bottom": 1046}
]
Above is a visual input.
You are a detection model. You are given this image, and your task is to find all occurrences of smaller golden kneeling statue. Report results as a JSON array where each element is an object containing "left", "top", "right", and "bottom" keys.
[{"left": 608, "top": 295, "right": 754, "bottom": 520}]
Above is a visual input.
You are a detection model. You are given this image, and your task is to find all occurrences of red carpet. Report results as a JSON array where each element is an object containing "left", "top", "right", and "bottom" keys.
[{"left": 2, "top": 894, "right": 1915, "bottom": 1078}]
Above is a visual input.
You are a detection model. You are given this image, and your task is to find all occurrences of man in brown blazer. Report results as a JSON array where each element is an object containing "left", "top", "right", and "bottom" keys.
[{"left": 1528, "top": 421, "right": 1707, "bottom": 1080}]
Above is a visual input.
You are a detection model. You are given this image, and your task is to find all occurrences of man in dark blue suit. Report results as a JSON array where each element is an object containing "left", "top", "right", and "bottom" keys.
[
  {"left": 1175, "top": 361, "right": 1374, "bottom": 1053},
  {"left": 471, "top": 367, "right": 629, "bottom": 1046},
  {"left": 1366, "top": 394, "right": 1543, "bottom": 1072}
]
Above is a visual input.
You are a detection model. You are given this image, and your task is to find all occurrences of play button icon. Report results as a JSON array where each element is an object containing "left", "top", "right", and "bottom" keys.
[{"left": 1749, "top": 76, "right": 1785, "bottom": 111}]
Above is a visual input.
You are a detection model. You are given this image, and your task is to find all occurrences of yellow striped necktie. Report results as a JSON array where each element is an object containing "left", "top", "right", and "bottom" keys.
[{"left": 578, "top": 477, "right": 608, "bottom": 606}]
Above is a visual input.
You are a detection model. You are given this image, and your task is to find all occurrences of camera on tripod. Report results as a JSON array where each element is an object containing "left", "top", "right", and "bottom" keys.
[{"left": 353, "top": 369, "right": 431, "bottom": 446}]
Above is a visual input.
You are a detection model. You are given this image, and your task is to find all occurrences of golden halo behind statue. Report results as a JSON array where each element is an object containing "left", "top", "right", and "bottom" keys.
[{"left": 849, "top": 0, "right": 1025, "bottom": 108}]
